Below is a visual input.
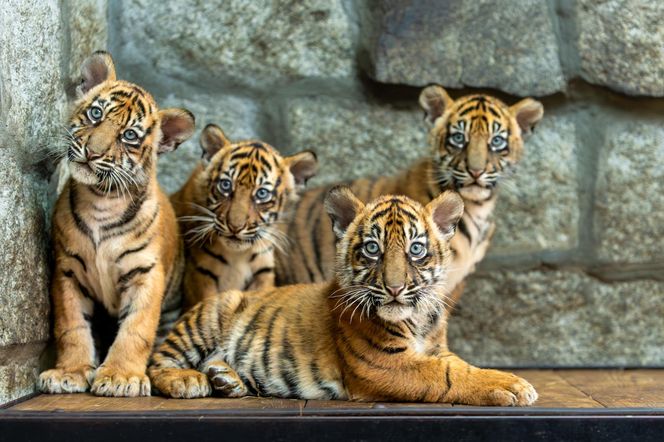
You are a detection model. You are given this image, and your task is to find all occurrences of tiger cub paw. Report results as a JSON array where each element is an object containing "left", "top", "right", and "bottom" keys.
[
  {"left": 150, "top": 368, "right": 212, "bottom": 399},
  {"left": 473, "top": 369, "right": 538, "bottom": 407},
  {"left": 39, "top": 366, "right": 95, "bottom": 394},
  {"left": 91, "top": 366, "right": 151, "bottom": 397},
  {"left": 206, "top": 363, "right": 248, "bottom": 398}
]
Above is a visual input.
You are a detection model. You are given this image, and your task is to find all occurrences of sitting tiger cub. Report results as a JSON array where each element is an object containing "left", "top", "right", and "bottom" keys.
[
  {"left": 148, "top": 187, "right": 537, "bottom": 406},
  {"left": 39, "top": 51, "right": 195, "bottom": 397},
  {"left": 277, "top": 86, "right": 544, "bottom": 307},
  {"left": 171, "top": 124, "right": 318, "bottom": 310}
]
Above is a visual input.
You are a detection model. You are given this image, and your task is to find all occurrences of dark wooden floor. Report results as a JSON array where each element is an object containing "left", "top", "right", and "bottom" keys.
[
  {"left": 5, "top": 369, "right": 664, "bottom": 412},
  {"left": 3, "top": 370, "right": 664, "bottom": 442}
]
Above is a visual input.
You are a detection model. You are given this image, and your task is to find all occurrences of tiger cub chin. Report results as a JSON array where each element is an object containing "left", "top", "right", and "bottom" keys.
[
  {"left": 39, "top": 51, "right": 195, "bottom": 397},
  {"left": 171, "top": 124, "right": 318, "bottom": 310},
  {"left": 149, "top": 187, "right": 537, "bottom": 406}
]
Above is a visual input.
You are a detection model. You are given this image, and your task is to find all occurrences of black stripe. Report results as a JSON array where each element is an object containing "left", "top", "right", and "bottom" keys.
[
  {"left": 195, "top": 266, "right": 219, "bottom": 289},
  {"left": 117, "top": 264, "right": 155, "bottom": 287},
  {"left": 280, "top": 331, "right": 300, "bottom": 397},
  {"left": 261, "top": 307, "right": 282, "bottom": 381},
  {"left": 115, "top": 237, "right": 153, "bottom": 263},
  {"left": 310, "top": 361, "right": 337, "bottom": 399},
  {"left": 163, "top": 337, "right": 190, "bottom": 364},
  {"left": 59, "top": 242, "right": 88, "bottom": 272},
  {"left": 252, "top": 267, "right": 274, "bottom": 278},
  {"left": 201, "top": 246, "right": 228, "bottom": 265},
  {"left": 69, "top": 186, "right": 95, "bottom": 246},
  {"left": 457, "top": 218, "right": 472, "bottom": 243},
  {"left": 100, "top": 187, "right": 148, "bottom": 231},
  {"left": 183, "top": 316, "right": 206, "bottom": 360}
]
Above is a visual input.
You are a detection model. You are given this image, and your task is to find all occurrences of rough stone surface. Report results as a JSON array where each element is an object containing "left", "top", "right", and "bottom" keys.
[
  {"left": 285, "top": 96, "right": 427, "bottom": 185},
  {"left": 65, "top": 0, "right": 108, "bottom": 82},
  {"left": 156, "top": 94, "right": 261, "bottom": 194},
  {"left": 594, "top": 119, "right": 664, "bottom": 263},
  {"left": 0, "top": 345, "right": 44, "bottom": 404},
  {"left": 0, "top": 0, "right": 68, "bottom": 149},
  {"left": 362, "top": 0, "right": 565, "bottom": 96},
  {"left": 489, "top": 113, "right": 579, "bottom": 256},
  {"left": 577, "top": 0, "right": 664, "bottom": 96},
  {"left": 0, "top": 150, "right": 51, "bottom": 347},
  {"left": 114, "top": 0, "right": 356, "bottom": 88},
  {"left": 448, "top": 270, "right": 664, "bottom": 366}
]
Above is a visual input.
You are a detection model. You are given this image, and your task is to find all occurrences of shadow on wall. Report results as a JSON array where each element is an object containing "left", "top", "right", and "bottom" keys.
[{"left": 1, "top": 0, "right": 663, "bottom": 404}]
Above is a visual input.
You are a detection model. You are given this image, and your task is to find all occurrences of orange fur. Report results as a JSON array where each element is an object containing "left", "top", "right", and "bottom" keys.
[
  {"left": 39, "top": 52, "right": 194, "bottom": 397},
  {"left": 148, "top": 189, "right": 537, "bottom": 406}
]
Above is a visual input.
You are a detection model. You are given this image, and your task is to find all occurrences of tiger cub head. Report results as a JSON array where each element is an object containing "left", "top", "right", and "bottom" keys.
[
  {"left": 186, "top": 123, "right": 318, "bottom": 251},
  {"left": 419, "top": 85, "right": 544, "bottom": 202},
  {"left": 66, "top": 51, "right": 195, "bottom": 190},
  {"left": 325, "top": 186, "right": 464, "bottom": 323}
]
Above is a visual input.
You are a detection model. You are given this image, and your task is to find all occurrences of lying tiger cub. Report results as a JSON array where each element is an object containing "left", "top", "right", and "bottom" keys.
[
  {"left": 39, "top": 51, "right": 194, "bottom": 397},
  {"left": 149, "top": 187, "right": 537, "bottom": 406},
  {"left": 170, "top": 124, "right": 318, "bottom": 310},
  {"left": 277, "top": 86, "right": 544, "bottom": 307}
]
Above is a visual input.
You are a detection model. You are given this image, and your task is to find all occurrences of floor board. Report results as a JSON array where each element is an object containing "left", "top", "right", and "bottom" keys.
[{"left": 5, "top": 369, "right": 664, "bottom": 414}]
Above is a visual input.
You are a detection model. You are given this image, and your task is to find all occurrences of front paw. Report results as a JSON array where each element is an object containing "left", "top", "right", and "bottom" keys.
[
  {"left": 206, "top": 364, "right": 248, "bottom": 398},
  {"left": 150, "top": 368, "right": 212, "bottom": 399},
  {"left": 474, "top": 369, "right": 538, "bottom": 406},
  {"left": 91, "top": 366, "right": 151, "bottom": 397},
  {"left": 39, "top": 366, "right": 95, "bottom": 394}
]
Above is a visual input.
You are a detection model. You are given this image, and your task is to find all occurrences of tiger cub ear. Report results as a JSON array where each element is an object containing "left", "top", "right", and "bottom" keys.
[
  {"left": 426, "top": 191, "right": 464, "bottom": 239},
  {"left": 419, "top": 84, "right": 454, "bottom": 124},
  {"left": 510, "top": 98, "right": 544, "bottom": 137},
  {"left": 77, "top": 51, "right": 117, "bottom": 97},
  {"left": 325, "top": 185, "right": 364, "bottom": 239},
  {"left": 200, "top": 124, "right": 232, "bottom": 161},
  {"left": 284, "top": 150, "right": 318, "bottom": 187},
  {"left": 157, "top": 108, "right": 195, "bottom": 154}
]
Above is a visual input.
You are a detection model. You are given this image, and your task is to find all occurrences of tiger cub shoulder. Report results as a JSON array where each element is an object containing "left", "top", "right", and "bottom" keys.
[{"left": 171, "top": 123, "right": 318, "bottom": 309}]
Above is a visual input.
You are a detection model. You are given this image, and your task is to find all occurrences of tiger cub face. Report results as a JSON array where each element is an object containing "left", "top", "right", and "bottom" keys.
[
  {"left": 66, "top": 51, "right": 194, "bottom": 190},
  {"left": 325, "top": 186, "right": 464, "bottom": 323},
  {"left": 419, "top": 85, "right": 544, "bottom": 202},
  {"left": 188, "top": 124, "right": 318, "bottom": 251}
]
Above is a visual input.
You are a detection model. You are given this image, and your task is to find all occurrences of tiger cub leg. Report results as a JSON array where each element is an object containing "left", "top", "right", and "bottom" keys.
[
  {"left": 200, "top": 357, "right": 248, "bottom": 398},
  {"left": 39, "top": 270, "right": 97, "bottom": 393},
  {"left": 149, "top": 367, "right": 212, "bottom": 399},
  {"left": 440, "top": 353, "right": 537, "bottom": 406},
  {"left": 91, "top": 267, "right": 166, "bottom": 397}
]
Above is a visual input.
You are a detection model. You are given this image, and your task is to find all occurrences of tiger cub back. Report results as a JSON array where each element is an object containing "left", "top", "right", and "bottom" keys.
[
  {"left": 39, "top": 51, "right": 195, "bottom": 397},
  {"left": 276, "top": 85, "right": 543, "bottom": 306},
  {"left": 171, "top": 124, "right": 318, "bottom": 310},
  {"left": 149, "top": 187, "right": 536, "bottom": 406}
]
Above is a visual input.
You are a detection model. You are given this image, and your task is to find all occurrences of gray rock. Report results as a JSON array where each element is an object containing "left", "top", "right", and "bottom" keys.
[
  {"left": 0, "top": 149, "right": 50, "bottom": 348},
  {"left": 157, "top": 93, "right": 261, "bottom": 194},
  {"left": 448, "top": 270, "right": 664, "bottom": 366},
  {"left": 577, "top": 0, "right": 664, "bottom": 96},
  {"left": 114, "top": 0, "right": 356, "bottom": 88},
  {"left": 65, "top": 0, "right": 108, "bottom": 83},
  {"left": 285, "top": 95, "right": 427, "bottom": 185},
  {"left": 489, "top": 113, "right": 579, "bottom": 256},
  {"left": 361, "top": 0, "right": 565, "bottom": 96},
  {"left": 594, "top": 119, "right": 664, "bottom": 263},
  {"left": 0, "top": 344, "right": 45, "bottom": 404}
]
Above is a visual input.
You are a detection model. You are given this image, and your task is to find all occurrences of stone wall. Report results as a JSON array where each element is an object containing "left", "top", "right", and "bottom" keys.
[{"left": 0, "top": 0, "right": 662, "bottom": 404}]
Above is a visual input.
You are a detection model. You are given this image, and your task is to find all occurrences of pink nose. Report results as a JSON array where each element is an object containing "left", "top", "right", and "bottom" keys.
[
  {"left": 469, "top": 168, "right": 484, "bottom": 179},
  {"left": 86, "top": 151, "right": 103, "bottom": 161},
  {"left": 386, "top": 284, "right": 405, "bottom": 297}
]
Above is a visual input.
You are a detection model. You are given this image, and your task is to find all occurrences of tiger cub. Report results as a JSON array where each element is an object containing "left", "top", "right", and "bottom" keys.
[
  {"left": 277, "top": 85, "right": 543, "bottom": 306},
  {"left": 148, "top": 187, "right": 537, "bottom": 406},
  {"left": 39, "top": 51, "right": 195, "bottom": 397},
  {"left": 171, "top": 124, "right": 318, "bottom": 310}
]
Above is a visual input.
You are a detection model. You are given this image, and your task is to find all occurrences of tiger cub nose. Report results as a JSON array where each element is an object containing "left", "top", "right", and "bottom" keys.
[
  {"left": 386, "top": 284, "right": 406, "bottom": 297},
  {"left": 468, "top": 168, "right": 484, "bottom": 179}
]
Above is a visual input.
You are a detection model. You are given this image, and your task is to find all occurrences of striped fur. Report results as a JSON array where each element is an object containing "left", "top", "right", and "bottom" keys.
[
  {"left": 276, "top": 85, "right": 543, "bottom": 307},
  {"left": 39, "top": 52, "right": 194, "bottom": 397},
  {"left": 149, "top": 189, "right": 537, "bottom": 406},
  {"left": 171, "top": 124, "right": 318, "bottom": 310}
]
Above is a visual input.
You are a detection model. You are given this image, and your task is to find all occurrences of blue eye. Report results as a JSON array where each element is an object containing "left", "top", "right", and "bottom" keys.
[
  {"left": 363, "top": 241, "right": 380, "bottom": 258},
  {"left": 123, "top": 129, "right": 138, "bottom": 143},
  {"left": 255, "top": 187, "right": 271, "bottom": 203},
  {"left": 449, "top": 132, "right": 465, "bottom": 147},
  {"left": 218, "top": 179, "right": 232, "bottom": 193},
  {"left": 88, "top": 106, "right": 103, "bottom": 122},
  {"left": 490, "top": 135, "right": 507, "bottom": 151},
  {"left": 409, "top": 242, "right": 426, "bottom": 259}
]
